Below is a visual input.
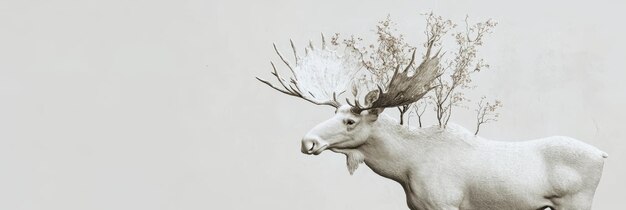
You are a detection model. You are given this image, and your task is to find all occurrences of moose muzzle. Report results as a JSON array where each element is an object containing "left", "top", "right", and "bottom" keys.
[{"left": 301, "top": 135, "right": 329, "bottom": 155}]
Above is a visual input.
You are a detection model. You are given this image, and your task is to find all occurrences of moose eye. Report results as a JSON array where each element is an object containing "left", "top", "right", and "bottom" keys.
[{"left": 345, "top": 119, "right": 355, "bottom": 125}]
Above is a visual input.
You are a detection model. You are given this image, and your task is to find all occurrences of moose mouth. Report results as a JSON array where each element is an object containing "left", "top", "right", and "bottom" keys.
[
  {"left": 310, "top": 144, "right": 329, "bottom": 155},
  {"left": 302, "top": 142, "right": 329, "bottom": 155},
  {"left": 301, "top": 136, "right": 330, "bottom": 155}
]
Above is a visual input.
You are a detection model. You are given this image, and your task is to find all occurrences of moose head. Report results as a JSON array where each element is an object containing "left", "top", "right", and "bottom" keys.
[{"left": 300, "top": 105, "right": 381, "bottom": 155}]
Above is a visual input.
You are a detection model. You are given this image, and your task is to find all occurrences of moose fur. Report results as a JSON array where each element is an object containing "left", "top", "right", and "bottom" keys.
[{"left": 301, "top": 105, "right": 607, "bottom": 210}]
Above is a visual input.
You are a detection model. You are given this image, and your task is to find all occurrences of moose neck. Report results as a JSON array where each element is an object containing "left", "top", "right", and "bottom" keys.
[
  {"left": 355, "top": 114, "right": 468, "bottom": 184},
  {"left": 356, "top": 114, "right": 418, "bottom": 183}
]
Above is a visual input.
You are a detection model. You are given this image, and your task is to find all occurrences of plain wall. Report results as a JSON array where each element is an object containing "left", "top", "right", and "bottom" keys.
[{"left": 0, "top": 0, "right": 624, "bottom": 209}]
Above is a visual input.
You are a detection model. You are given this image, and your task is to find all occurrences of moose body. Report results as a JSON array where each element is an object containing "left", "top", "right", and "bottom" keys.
[{"left": 301, "top": 106, "right": 607, "bottom": 210}]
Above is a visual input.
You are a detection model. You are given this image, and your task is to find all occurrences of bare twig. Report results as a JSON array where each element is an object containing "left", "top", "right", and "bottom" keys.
[
  {"left": 411, "top": 101, "right": 428, "bottom": 128},
  {"left": 474, "top": 96, "right": 503, "bottom": 135}
]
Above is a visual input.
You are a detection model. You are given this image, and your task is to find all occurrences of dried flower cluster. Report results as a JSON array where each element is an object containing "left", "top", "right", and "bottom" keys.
[
  {"left": 428, "top": 14, "right": 498, "bottom": 129},
  {"left": 331, "top": 16, "right": 418, "bottom": 124},
  {"left": 330, "top": 13, "right": 502, "bottom": 134}
]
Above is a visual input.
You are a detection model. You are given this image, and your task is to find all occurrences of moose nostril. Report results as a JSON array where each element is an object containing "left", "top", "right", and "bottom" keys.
[{"left": 301, "top": 136, "right": 321, "bottom": 154}]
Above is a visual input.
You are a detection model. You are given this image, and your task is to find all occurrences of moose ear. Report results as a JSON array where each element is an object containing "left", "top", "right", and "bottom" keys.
[
  {"left": 363, "top": 89, "right": 380, "bottom": 106},
  {"left": 362, "top": 89, "right": 383, "bottom": 121}
]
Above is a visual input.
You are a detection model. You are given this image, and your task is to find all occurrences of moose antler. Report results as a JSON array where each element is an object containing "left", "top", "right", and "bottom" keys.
[
  {"left": 348, "top": 47, "right": 442, "bottom": 113},
  {"left": 256, "top": 35, "right": 362, "bottom": 108}
]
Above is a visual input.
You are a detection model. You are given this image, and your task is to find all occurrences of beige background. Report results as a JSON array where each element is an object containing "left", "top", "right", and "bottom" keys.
[{"left": 0, "top": 0, "right": 624, "bottom": 209}]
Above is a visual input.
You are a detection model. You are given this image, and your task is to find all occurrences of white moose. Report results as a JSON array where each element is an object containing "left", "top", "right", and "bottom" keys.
[{"left": 257, "top": 38, "right": 607, "bottom": 210}]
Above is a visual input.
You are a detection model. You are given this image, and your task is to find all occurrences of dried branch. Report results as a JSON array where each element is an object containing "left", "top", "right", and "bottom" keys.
[
  {"left": 398, "top": 105, "right": 409, "bottom": 125},
  {"left": 430, "top": 14, "right": 497, "bottom": 128},
  {"left": 411, "top": 100, "right": 428, "bottom": 128},
  {"left": 474, "top": 96, "right": 503, "bottom": 135}
]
